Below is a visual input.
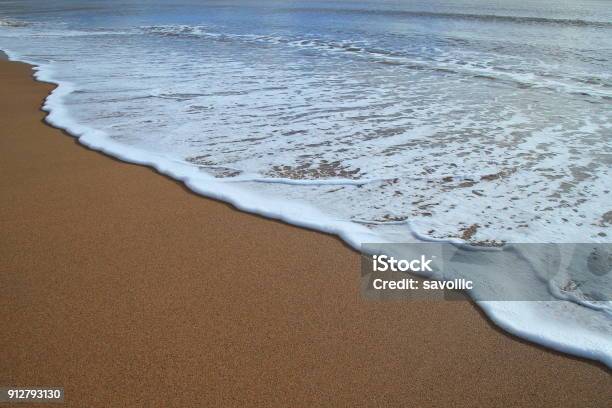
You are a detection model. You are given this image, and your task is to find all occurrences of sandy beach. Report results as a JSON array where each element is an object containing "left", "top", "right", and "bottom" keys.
[{"left": 0, "top": 58, "right": 610, "bottom": 406}]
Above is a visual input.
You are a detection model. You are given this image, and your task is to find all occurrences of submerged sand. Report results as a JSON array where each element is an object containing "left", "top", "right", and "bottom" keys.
[{"left": 0, "top": 59, "right": 610, "bottom": 406}]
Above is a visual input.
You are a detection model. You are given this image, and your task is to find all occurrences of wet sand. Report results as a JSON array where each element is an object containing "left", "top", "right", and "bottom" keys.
[{"left": 0, "top": 59, "right": 610, "bottom": 407}]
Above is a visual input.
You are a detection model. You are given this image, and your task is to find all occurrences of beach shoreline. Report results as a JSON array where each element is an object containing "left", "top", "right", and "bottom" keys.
[{"left": 1, "top": 58, "right": 610, "bottom": 406}]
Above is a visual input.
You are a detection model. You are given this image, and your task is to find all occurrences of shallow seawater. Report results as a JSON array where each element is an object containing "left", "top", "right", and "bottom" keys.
[{"left": 1, "top": 0, "right": 611, "bottom": 366}]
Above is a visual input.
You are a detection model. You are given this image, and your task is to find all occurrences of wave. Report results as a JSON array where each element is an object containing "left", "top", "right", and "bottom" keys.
[
  {"left": 0, "top": 18, "right": 29, "bottom": 27},
  {"left": 284, "top": 7, "right": 612, "bottom": 28},
  {"left": 0, "top": 21, "right": 131, "bottom": 37},
  {"left": 141, "top": 25, "right": 612, "bottom": 100}
]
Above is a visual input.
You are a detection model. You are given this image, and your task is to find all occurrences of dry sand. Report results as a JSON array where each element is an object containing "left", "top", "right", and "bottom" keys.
[{"left": 1, "top": 59, "right": 610, "bottom": 407}]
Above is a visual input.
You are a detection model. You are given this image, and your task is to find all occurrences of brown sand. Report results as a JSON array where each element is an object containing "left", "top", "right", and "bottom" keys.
[{"left": 0, "top": 59, "right": 610, "bottom": 407}]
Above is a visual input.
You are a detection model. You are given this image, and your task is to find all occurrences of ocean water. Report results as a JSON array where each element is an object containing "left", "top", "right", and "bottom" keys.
[{"left": 1, "top": 0, "right": 611, "bottom": 366}]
